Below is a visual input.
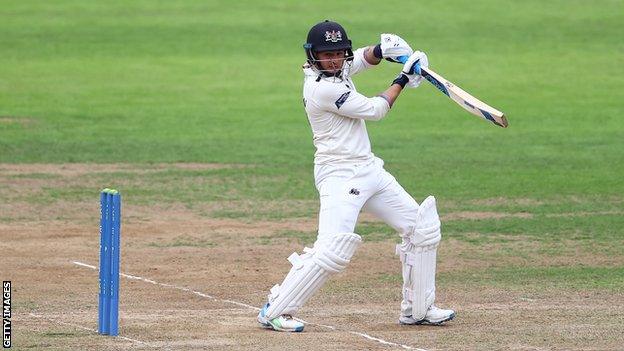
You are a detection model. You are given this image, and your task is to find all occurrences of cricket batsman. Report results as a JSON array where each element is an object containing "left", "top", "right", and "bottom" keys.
[{"left": 258, "top": 20, "right": 455, "bottom": 332}]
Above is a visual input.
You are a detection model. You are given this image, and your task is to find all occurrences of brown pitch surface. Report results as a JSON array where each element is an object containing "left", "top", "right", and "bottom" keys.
[{"left": 1, "top": 164, "right": 622, "bottom": 350}]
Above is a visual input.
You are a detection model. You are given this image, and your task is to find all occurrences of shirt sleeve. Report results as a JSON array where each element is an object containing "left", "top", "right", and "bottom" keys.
[
  {"left": 316, "top": 84, "right": 390, "bottom": 121},
  {"left": 346, "top": 47, "right": 374, "bottom": 77}
]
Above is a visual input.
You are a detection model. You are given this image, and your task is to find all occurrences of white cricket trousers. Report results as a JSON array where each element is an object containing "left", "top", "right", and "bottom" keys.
[
  {"left": 313, "top": 157, "right": 421, "bottom": 317},
  {"left": 315, "top": 157, "right": 419, "bottom": 242}
]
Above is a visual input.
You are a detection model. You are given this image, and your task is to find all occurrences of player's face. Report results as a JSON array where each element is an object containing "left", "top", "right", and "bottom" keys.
[{"left": 316, "top": 50, "right": 346, "bottom": 73}]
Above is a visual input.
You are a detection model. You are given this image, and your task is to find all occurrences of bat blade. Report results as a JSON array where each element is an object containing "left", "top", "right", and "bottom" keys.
[{"left": 420, "top": 67, "right": 508, "bottom": 128}]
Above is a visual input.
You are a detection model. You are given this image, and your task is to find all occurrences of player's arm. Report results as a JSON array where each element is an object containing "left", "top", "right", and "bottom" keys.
[
  {"left": 378, "top": 51, "right": 428, "bottom": 107},
  {"left": 376, "top": 81, "right": 404, "bottom": 108},
  {"left": 320, "top": 52, "right": 428, "bottom": 120},
  {"left": 363, "top": 46, "right": 382, "bottom": 65}
]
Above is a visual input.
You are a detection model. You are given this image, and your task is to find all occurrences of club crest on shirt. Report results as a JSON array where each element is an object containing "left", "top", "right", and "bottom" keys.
[
  {"left": 325, "top": 30, "right": 342, "bottom": 42},
  {"left": 335, "top": 91, "right": 350, "bottom": 109}
]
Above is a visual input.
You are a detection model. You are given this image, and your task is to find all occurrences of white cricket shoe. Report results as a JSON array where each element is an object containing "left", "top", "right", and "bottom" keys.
[
  {"left": 399, "top": 305, "right": 455, "bottom": 325},
  {"left": 257, "top": 303, "right": 305, "bottom": 332}
]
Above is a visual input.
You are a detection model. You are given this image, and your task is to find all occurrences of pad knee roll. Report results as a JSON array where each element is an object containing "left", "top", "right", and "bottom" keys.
[{"left": 265, "top": 232, "right": 362, "bottom": 319}]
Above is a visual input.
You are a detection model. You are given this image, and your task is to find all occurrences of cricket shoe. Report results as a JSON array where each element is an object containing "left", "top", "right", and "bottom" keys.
[
  {"left": 399, "top": 305, "right": 455, "bottom": 325},
  {"left": 257, "top": 303, "right": 305, "bottom": 332}
]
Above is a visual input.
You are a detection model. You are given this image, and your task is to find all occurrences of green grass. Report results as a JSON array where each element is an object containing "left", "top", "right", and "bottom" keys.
[
  {"left": 1, "top": 1, "right": 622, "bottom": 294},
  {"left": 2, "top": 1, "right": 623, "bottom": 169}
]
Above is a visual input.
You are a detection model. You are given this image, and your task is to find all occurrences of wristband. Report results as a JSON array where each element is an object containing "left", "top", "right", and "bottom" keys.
[
  {"left": 373, "top": 44, "right": 382, "bottom": 59},
  {"left": 391, "top": 74, "right": 409, "bottom": 88}
]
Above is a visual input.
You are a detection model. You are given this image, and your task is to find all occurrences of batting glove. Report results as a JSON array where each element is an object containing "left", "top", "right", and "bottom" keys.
[
  {"left": 401, "top": 51, "right": 429, "bottom": 88},
  {"left": 380, "top": 33, "right": 413, "bottom": 63}
]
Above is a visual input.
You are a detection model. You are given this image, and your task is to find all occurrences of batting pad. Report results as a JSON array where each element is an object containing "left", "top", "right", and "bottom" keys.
[
  {"left": 265, "top": 232, "right": 362, "bottom": 319},
  {"left": 396, "top": 196, "right": 441, "bottom": 320}
]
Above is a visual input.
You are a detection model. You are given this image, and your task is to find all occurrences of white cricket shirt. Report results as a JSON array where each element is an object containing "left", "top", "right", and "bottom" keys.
[{"left": 303, "top": 47, "right": 391, "bottom": 185}]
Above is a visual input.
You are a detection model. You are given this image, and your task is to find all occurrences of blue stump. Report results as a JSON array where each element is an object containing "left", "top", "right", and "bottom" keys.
[{"left": 98, "top": 189, "right": 121, "bottom": 336}]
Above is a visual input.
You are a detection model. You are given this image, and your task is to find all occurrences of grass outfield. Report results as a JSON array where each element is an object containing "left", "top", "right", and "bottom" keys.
[{"left": 1, "top": 1, "right": 623, "bottom": 350}]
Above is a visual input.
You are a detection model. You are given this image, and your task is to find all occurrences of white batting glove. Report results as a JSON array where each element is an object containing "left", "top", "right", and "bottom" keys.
[
  {"left": 401, "top": 51, "right": 429, "bottom": 88},
  {"left": 380, "top": 33, "right": 413, "bottom": 63}
]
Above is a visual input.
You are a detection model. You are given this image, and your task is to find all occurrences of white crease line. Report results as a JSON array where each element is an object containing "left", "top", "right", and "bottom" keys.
[
  {"left": 350, "top": 331, "right": 427, "bottom": 351},
  {"left": 29, "top": 313, "right": 151, "bottom": 347},
  {"left": 73, "top": 260, "right": 426, "bottom": 351}
]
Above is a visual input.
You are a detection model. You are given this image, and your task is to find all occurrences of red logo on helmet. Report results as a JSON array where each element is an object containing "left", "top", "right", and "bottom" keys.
[{"left": 325, "top": 30, "right": 342, "bottom": 42}]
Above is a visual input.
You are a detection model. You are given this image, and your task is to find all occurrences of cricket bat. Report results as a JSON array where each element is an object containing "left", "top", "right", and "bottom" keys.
[{"left": 398, "top": 57, "right": 508, "bottom": 128}]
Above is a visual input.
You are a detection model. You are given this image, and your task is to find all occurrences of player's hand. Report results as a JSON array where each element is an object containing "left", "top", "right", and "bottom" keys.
[
  {"left": 401, "top": 51, "right": 429, "bottom": 88},
  {"left": 380, "top": 33, "right": 413, "bottom": 63}
]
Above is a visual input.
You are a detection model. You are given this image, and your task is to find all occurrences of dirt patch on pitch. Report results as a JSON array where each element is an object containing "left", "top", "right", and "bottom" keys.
[
  {"left": 545, "top": 210, "right": 624, "bottom": 218},
  {"left": 3, "top": 164, "right": 623, "bottom": 350},
  {"left": 0, "top": 116, "right": 38, "bottom": 126},
  {"left": 7, "top": 211, "right": 623, "bottom": 350},
  {"left": 468, "top": 197, "right": 545, "bottom": 207},
  {"left": 0, "top": 162, "right": 246, "bottom": 177},
  {"left": 442, "top": 211, "right": 532, "bottom": 220}
]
